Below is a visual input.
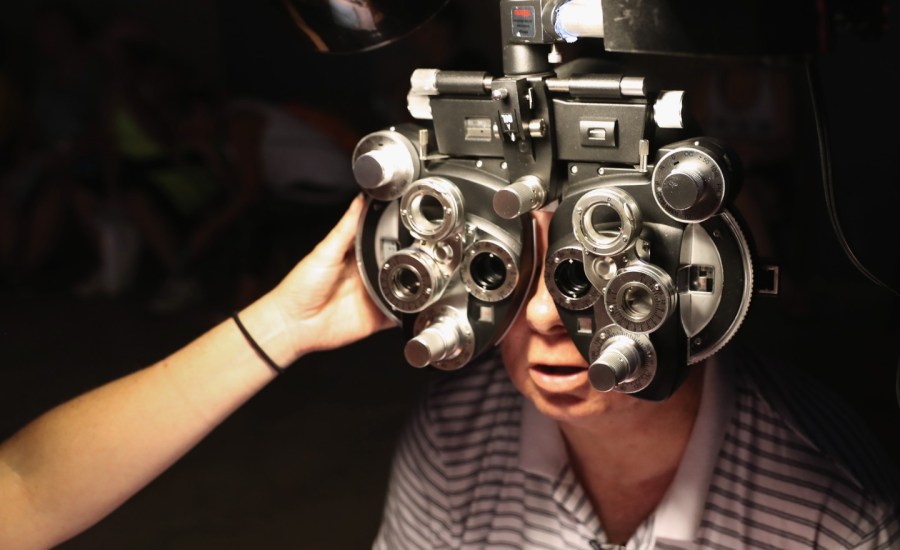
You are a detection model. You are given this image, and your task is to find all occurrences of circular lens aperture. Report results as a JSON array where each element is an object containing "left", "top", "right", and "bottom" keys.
[
  {"left": 604, "top": 264, "right": 676, "bottom": 333},
  {"left": 391, "top": 266, "right": 423, "bottom": 300},
  {"left": 555, "top": 259, "right": 591, "bottom": 299},
  {"left": 572, "top": 187, "right": 642, "bottom": 256},
  {"left": 470, "top": 253, "right": 506, "bottom": 291},
  {"left": 411, "top": 194, "right": 445, "bottom": 233},
  {"left": 461, "top": 239, "right": 520, "bottom": 303},
  {"left": 618, "top": 282, "right": 654, "bottom": 322},
  {"left": 545, "top": 246, "right": 601, "bottom": 310},
  {"left": 379, "top": 248, "right": 446, "bottom": 313},
  {"left": 588, "top": 204, "right": 623, "bottom": 247},
  {"left": 400, "top": 177, "right": 464, "bottom": 241}
]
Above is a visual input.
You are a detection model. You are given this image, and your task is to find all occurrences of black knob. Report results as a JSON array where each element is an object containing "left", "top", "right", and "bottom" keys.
[{"left": 660, "top": 167, "right": 704, "bottom": 211}]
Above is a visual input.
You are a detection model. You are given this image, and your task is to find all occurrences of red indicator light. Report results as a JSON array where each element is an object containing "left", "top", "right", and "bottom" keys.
[{"left": 513, "top": 8, "right": 532, "bottom": 17}]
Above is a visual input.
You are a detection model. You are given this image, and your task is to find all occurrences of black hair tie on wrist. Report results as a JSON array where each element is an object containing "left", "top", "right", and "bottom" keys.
[{"left": 231, "top": 311, "right": 285, "bottom": 375}]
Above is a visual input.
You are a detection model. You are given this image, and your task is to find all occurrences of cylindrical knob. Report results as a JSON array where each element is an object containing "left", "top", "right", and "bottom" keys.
[
  {"left": 493, "top": 175, "right": 546, "bottom": 219},
  {"left": 353, "top": 149, "right": 406, "bottom": 190},
  {"left": 553, "top": 0, "right": 605, "bottom": 42},
  {"left": 404, "top": 318, "right": 461, "bottom": 368},
  {"left": 653, "top": 90, "right": 684, "bottom": 129},
  {"left": 588, "top": 336, "right": 642, "bottom": 391},
  {"left": 651, "top": 140, "right": 732, "bottom": 222},
  {"left": 352, "top": 130, "right": 419, "bottom": 200},
  {"left": 528, "top": 119, "right": 547, "bottom": 138},
  {"left": 660, "top": 167, "right": 705, "bottom": 211}
]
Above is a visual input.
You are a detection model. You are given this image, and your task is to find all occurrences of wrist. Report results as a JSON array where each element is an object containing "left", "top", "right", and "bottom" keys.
[{"left": 236, "top": 292, "right": 302, "bottom": 370}]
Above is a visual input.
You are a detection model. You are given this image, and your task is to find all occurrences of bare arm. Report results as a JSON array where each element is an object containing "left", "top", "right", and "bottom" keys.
[{"left": 0, "top": 196, "right": 391, "bottom": 550}]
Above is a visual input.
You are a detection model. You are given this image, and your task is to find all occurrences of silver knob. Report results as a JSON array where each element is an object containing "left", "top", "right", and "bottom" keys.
[
  {"left": 653, "top": 90, "right": 684, "bottom": 129},
  {"left": 354, "top": 149, "right": 403, "bottom": 190},
  {"left": 588, "top": 336, "right": 641, "bottom": 391},
  {"left": 404, "top": 318, "right": 462, "bottom": 368},
  {"left": 351, "top": 130, "right": 419, "bottom": 201},
  {"left": 493, "top": 175, "right": 546, "bottom": 219}
]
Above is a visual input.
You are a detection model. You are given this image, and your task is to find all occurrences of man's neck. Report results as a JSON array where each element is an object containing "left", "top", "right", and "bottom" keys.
[{"left": 559, "top": 366, "right": 705, "bottom": 545}]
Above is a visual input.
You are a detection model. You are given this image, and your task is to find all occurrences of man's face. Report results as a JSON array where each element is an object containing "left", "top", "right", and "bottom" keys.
[{"left": 500, "top": 210, "right": 645, "bottom": 426}]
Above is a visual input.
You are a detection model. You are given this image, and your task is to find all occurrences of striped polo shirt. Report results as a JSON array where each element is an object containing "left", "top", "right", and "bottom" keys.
[{"left": 373, "top": 347, "right": 900, "bottom": 549}]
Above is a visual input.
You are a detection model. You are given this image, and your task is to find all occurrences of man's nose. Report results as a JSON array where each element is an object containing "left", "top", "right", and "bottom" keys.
[{"left": 525, "top": 267, "right": 566, "bottom": 335}]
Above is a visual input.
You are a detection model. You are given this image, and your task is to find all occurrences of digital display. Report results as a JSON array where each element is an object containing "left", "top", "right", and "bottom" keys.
[{"left": 510, "top": 5, "right": 536, "bottom": 38}]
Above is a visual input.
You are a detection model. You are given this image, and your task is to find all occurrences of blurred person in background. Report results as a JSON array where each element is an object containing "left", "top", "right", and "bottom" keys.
[{"left": 0, "top": 2, "right": 104, "bottom": 286}]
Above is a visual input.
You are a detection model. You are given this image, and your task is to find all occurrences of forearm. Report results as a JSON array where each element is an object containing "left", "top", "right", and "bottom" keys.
[
  {"left": 0, "top": 195, "right": 388, "bottom": 549},
  {"left": 0, "top": 292, "right": 298, "bottom": 549}
]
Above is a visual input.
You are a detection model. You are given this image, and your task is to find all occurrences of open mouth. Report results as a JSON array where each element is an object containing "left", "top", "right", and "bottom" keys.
[
  {"left": 528, "top": 364, "right": 588, "bottom": 394},
  {"left": 533, "top": 364, "right": 585, "bottom": 376}
]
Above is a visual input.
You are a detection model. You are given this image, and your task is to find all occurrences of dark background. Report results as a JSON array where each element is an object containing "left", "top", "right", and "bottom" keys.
[{"left": 1, "top": 1, "right": 898, "bottom": 548}]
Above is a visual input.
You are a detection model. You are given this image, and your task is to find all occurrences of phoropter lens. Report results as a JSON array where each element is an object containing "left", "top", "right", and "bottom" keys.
[
  {"left": 391, "top": 266, "right": 423, "bottom": 300},
  {"left": 545, "top": 246, "right": 601, "bottom": 310},
  {"left": 400, "top": 177, "right": 464, "bottom": 241},
  {"left": 589, "top": 204, "right": 623, "bottom": 246},
  {"left": 379, "top": 247, "right": 449, "bottom": 313},
  {"left": 572, "top": 188, "right": 642, "bottom": 256},
  {"left": 604, "top": 264, "right": 676, "bottom": 333},
  {"left": 555, "top": 259, "right": 591, "bottom": 300},
  {"left": 470, "top": 252, "right": 506, "bottom": 291},
  {"left": 411, "top": 194, "right": 445, "bottom": 233},
  {"left": 619, "top": 283, "right": 653, "bottom": 322},
  {"left": 461, "top": 239, "right": 519, "bottom": 303}
]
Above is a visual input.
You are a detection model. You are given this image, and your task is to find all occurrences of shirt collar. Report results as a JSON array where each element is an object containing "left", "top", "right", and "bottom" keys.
[
  {"left": 517, "top": 354, "right": 736, "bottom": 542},
  {"left": 653, "top": 353, "right": 735, "bottom": 541},
  {"left": 520, "top": 396, "right": 568, "bottom": 478}
]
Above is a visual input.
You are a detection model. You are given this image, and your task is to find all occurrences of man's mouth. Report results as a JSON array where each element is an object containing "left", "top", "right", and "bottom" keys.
[
  {"left": 528, "top": 364, "right": 588, "bottom": 393},
  {"left": 533, "top": 364, "right": 585, "bottom": 376}
]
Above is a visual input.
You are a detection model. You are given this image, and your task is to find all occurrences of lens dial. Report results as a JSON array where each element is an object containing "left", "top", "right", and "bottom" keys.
[
  {"left": 604, "top": 263, "right": 676, "bottom": 333},
  {"left": 652, "top": 142, "right": 730, "bottom": 222},
  {"left": 572, "top": 187, "right": 642, "bottom": 257}
]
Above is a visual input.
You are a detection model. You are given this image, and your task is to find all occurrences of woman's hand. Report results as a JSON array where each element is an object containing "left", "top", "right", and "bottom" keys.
[{"left": 268, "top": 195, "right": 394, "bottom": 359}]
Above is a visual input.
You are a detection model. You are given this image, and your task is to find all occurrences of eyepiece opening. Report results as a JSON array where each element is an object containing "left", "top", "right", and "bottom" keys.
[
  {"left": 470, "top": 252, "right": 506, "bottom": 291},
  {"left": 555, "top": 259, "right": 591, "bottom": 300},
  {"left": 391, "top": 265, "right": 424, "bottom": 301},
  {"left": 618, "top": 282, "right": 653, "bottom": 322}
]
